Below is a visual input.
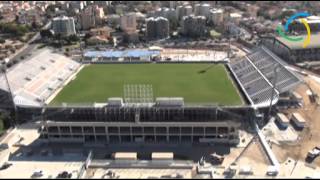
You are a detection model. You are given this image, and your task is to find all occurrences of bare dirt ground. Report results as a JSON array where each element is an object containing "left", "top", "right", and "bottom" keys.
[{"left": 272, "top": 75, "right": 320, "bottom": 167}]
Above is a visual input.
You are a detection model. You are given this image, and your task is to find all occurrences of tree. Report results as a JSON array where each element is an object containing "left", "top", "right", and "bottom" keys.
[
  {"left": 68, "top": 34, "right": 79, "bottom": 42},
  {"left": 84, "top": 33, "right": 92, "bottom": 40},
  {"left": 40, "top": 29, "right": 53, "bottom": 38},
  {"left": 0, "top": 39, "right": 5, "bottom": 44},
  {"left": 31, "top": 21, "right": 40, "bottom": 30}
]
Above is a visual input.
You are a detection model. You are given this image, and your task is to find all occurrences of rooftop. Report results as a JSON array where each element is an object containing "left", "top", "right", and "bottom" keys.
[
  {"left": 275, "top": 33, "right": 320, "bottom": 50},
  {"left": 295, "top": 15, "right": 320, "bottom": 24}
]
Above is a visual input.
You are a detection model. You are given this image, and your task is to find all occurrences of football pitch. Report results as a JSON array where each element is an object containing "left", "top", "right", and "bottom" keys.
[{"left": 50, "top": 64, "right": 243, "bottom": 105}]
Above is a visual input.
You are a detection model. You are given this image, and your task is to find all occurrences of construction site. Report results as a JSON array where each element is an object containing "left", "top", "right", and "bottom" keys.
[{"left": 0, "top": 45, "right": 319, "bottom": 178}]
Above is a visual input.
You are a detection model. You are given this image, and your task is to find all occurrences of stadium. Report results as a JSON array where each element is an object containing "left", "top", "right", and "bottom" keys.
[{"left": 0, "top": 46, "right": 302, "bottom": 145}]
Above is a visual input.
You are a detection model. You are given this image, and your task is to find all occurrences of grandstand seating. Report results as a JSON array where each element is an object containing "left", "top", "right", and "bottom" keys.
[
  {"left": 0, "top": 49, "right": 81, "bottom": 106},
  {"left": 229, "top": 46, "right": 301, "bottom": 107}
]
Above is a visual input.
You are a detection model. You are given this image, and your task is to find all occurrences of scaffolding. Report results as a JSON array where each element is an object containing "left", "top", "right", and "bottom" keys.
[{"left": 123, "top": 84, "right": 154, "bottom": 104}]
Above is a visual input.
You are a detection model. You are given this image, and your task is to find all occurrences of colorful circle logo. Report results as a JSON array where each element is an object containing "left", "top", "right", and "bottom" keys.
[{"left": 276, "top": 12, "right": 311, "bottom": 48}]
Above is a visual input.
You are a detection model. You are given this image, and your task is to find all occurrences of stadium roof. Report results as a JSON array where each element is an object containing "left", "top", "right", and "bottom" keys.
[
  {"left": 84, "top": 49, "right": 161, "bottom": 58},
  {"left": 275, "top": 33, "right": 320, "bottom": 50}
]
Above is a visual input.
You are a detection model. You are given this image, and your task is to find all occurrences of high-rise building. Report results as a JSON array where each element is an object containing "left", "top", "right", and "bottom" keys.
[
  {"left": 94, "top": 5, "right": 105, "bottom": 25},
  {"left": 156, "top": 17, "right": 170, "bottom": 39},
  {"left": 176, "top": 5, "right": 193, "bottom": 21},
  {"left": 153, "top": 8, "right": 177, "bottom": 22},
  {"left": 80, "top": 5, "right": 105, "bottom": 30},
  {"left": 52, "top": 16, "right": 76, "bottom": 36},
  {"left": 194, "top": 3, "right": 211, "bottom": 18},
  {"left": 120, "top": 13, "right": 137, "bottom": 33},
  {"left": 146, "top": 17, "right": 157, "bottom": 40},
  {"left": 181, "top": 15, "right": 207, "bottom": 38},
  {"left": 146, "top": 17, "right": 169, "bottom": 40},
  {"left": 69, "top": 1, "right": 84, "bottom": 11},
  {"left": 80, "top": 6, "right": 95, "bottom": 30},
  {"left": 210, "top": 8, "right": 224, "bottom": 26}
]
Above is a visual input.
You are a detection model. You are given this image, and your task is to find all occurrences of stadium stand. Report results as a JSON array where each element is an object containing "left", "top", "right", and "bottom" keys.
[
  {"left": 0, "top": 49, "right": 81, "bottom": 106},
  {"left": 16, "top": 105, "right": 246, "bottom": 123},
  {"left": 83, "top": 49, "right": 160, "bottom": 62},
  {"left": 228, "top": 46, "right": 301, "bottom": 108},
  {"left": 16, "top": 105, "right": 249, "bottom": 144}
]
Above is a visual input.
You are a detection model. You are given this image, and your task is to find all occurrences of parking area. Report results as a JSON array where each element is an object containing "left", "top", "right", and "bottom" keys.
[{"left": 0, "top": 161, "right": 83, "bottom": 179}]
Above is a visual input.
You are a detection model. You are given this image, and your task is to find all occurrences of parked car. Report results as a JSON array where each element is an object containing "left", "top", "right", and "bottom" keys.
[
  {"left": 0, "top": 162, "right": 12, "bottom": 170},
  {"left": 31, "top": 170, "right": 43, "bottom": 178},
  {"left": 56, "top": 171, "right": 72, "bottom": 179},
  {"left": 205, "top": 153, "right": 224, "bottom": 165},
  {"left": 306, "top": 147, "right": 320, "bottom": 163}
]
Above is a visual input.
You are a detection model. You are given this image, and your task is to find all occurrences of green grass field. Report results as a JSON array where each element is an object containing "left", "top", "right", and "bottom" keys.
[{"left": 51, "top": 64, "right": 242, "bottom": 105}]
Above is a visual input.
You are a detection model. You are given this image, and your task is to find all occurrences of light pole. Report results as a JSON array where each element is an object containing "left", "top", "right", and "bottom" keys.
[{"left": 267, "top": 64, "right": 279, "bottom": 120}]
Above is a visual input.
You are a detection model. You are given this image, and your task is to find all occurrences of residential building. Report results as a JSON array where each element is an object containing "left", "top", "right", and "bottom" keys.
[{"left": 52, "top": 16, "right": 76, "bottom": 36}]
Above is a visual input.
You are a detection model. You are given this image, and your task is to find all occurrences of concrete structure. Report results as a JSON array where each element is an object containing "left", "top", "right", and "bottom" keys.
[
  {"left": 276, "top": 113, "right": 290, "bottom": 130},
  {"left": 146, "top": 17, "right": 170, "bottom": 40},
  {"left": 151, "top": 152, "right": 174, "bottom": 160},
  {"left": 52, "top": 16, "right": 76, "bottom": 36},
  {"left": 107, "top": 97, "right": 124, "bottom": 107},
  {"left": 181, "top": 15, "right": 207, "bottom": 38},
  {"left": 120, "top": 13, "right": 137, "bottom": 33},
  {"left": 113, "top": 152, "right": 137, "bottom": 160},
  {"left": 261, "top": 34, "right": 320, "bottom": 63},
  {"left": 291, "top": 113, "right": 306, "bottom": 129},
  {"left": 156, "top": 97, "right": 184, "bottom": 107}
]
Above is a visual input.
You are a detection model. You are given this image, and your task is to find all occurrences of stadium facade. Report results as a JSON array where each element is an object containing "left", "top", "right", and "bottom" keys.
[{"left": 17, "top": 105, "right": 251, "bottom": 145}]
